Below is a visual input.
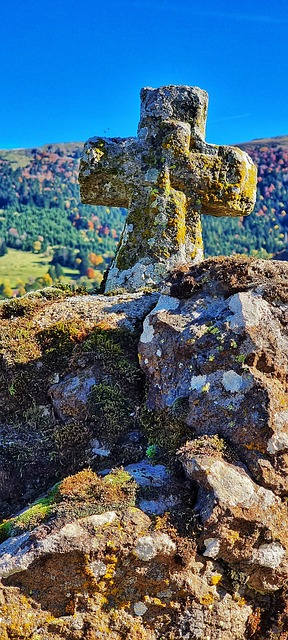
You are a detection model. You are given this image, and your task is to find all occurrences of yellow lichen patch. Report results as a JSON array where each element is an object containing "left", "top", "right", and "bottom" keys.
[
  {"left": 144, "top": 595, "right": 166, "bottom": 608},
  {"left": 94, "top": 144, "right": 105, "bottom": 162},
  {"left": 210, "top": 574, "right": 222, "bottom": 586},
  {"left": 154, "top": 513, "right": 171, "bottom": 531},
  {"left": 244, "top": 441, "right": 267, "bottom": 454},
  {"left": 225, "top": 529, "right": 240, "bottom": 546},
  {"left": 233, "top": 594, "right": 247, "bottom": 607},
  {"left": 200, "top": 592, "right": 215, "bottom": 606},
  {"left": 104, "top": 553, "right": 118, "bottom": 580}
]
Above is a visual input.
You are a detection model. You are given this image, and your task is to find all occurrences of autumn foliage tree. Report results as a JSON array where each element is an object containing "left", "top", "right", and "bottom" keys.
[
  {"left": 86, "top": 267, "right": 96, "bottom": 279},
  {"left": 88, "top": 252, "right": 104, "bottom": 267}
]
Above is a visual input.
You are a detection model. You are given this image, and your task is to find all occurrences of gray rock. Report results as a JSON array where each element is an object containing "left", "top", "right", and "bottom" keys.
[
  {"left": 179, "top": 444, "right": 288, "bottom": 592},
  {"left": 124, "top": 459, "right": 171, "bottom": 487},
  {"left": 49, "top": 367, "right": 97, "bottom": 420},
  {"left": 134, "top": 532, "right": 176, "bottom": 561},
  {"left": 139, "top": 257, "right": 288, "bottom": 495}
]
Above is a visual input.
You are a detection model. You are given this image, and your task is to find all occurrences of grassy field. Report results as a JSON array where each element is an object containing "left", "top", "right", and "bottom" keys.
[
  {"left": 0, "top": 249, "right": 78, "bottom": 288},
  {"left": 0, "top": 149, "right": 31, "bottom": 169}
]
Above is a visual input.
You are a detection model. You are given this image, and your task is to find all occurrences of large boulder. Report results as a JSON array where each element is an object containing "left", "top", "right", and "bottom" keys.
[
  {"left": 178, "top": 438, "right": 288, "bottom": 593},
  {"left": 139, "top": 257, "right": 288, "bottom": 496},
  {"left": 0, "top": 468, "right": 253, "bottom": 640}
]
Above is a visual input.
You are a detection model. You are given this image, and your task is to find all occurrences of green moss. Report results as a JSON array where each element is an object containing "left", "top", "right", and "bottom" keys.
[
  {"left": 35, "top": 482, "right": 60, "bottom": 506},
  {"left": 84, "top": 328, "right": 124, "bottom": 358},
  {"left": 57, "top": 468, "right": 136, "bottom": 513},
  {"left": 140, "top": 403, "right": 191, "bottom": 465},
  {"left": 0, "top": 467, "right": 137, "bottom": 544},
  {"left": 104, "top": 287, "right": 129, "bottom": 297},
  {"left": 0, "top": 520, "right": 12, "bottom": 543},
  {"left": 0, "top": 483, "right": 60, "bottom": 542},
  {"left": 179, "top": 434, "right": 234, "bottom": 462},
  {"left": 83, "top": 326, "right": 141, "bottom": 385},
  {"left": 103, "top": 468, "right": 132, "bottom": 487},
  {"left": 0, "top": 297, "right": 40, "bottom": 319},
  {"left": 52, "top": 420, "right": 91, "bottom": 465},
  {"left": 145, "top": 444, "right": 159, "bottom": 460},
  {"left": 36, "top": 320, "right": 85, "bottom": 366},
  {"left": 88, "top": 383, "right": 135, "bottom": 445},
  {"left": 207, "top": 326, "right": 220, "bottom": 335},
  {"left": 0, "top": 321, "right": 40, "bottom": 364},
  {"left": 235, "top": 353, "right": 246, "bottom": 364},
  {"left": 11, "top": 503, "right": 53, "bottom": 535}
]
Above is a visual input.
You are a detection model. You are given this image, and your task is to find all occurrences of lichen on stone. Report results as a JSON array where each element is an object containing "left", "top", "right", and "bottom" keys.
[{"left": 79, "top": 85, "right": 257, "bottom": 292}]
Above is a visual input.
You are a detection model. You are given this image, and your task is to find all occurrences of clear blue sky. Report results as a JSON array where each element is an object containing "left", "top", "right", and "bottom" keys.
[{"left": 1, "top": 0, "right": 287, "bottom": 149}]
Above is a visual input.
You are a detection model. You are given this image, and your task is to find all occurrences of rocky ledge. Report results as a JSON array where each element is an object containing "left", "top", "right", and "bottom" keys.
[{"left": 0, "top": 256, "right": 287, "bottom": 639}]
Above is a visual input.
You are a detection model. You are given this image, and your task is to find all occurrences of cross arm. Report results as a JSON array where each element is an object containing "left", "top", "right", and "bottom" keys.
[
  {"left": 172, "top": 144, "right": 257, "bottom": 218},
  {"left": 79, "top": 136, "right": 139, "bottom": 208},
  {"left": 202, "top": 145, "right": 258, "bottom": 217}
]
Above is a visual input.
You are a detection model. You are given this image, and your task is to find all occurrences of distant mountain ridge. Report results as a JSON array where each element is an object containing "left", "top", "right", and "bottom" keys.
[
  {"left": 0, "top": 135, "right": 287, "bottom": 273},
  {"left": 237, "top": 134, "right": 288, "bottom": 149}
]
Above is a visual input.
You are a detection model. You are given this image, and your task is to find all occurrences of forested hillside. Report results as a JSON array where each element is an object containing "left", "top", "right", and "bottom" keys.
[
  {"left": 202, "top": 135, "right": 288, "bottom": 257},
  {"left": 0, "top": 136, "right": 287, "bottom": 296}
]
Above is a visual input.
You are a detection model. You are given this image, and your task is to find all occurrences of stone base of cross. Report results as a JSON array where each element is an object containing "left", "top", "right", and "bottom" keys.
[{"left": 79, "top": 85, "right": 257, "bottom": 292}]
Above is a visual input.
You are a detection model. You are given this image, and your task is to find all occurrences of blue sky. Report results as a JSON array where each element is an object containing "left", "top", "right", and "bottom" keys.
[{"left": 1, "top": 0, "right": 287, "bottom": 149}]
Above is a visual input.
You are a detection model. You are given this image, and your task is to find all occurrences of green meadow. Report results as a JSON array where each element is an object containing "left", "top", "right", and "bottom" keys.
[{"left": 0, "top": 249, "right": 78, "bottom": 288}]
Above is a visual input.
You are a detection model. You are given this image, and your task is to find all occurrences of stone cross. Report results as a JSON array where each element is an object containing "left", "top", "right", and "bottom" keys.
[{"left": 79, "top": 85, "right": 257, "bottom": 292}]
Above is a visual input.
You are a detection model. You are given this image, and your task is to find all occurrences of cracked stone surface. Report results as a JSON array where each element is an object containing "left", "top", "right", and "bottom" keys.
[
  {"left": 178, "top": 444, "right": 288, "bottom": 592},
  {"left": 139, "top": 257, "right": 288, "bottom": 496}
]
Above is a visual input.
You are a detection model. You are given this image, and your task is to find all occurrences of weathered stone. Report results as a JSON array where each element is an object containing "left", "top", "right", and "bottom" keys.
[
  {"left": 89, "top": 559, "right": 107, "bottom": 579},
  {"left": 134, "top": 532, "right": 176, "bottom": 561},
  {"left": 134, "top": 601, "right": 148, "bottom": 616},
  {"left": 176, "top": 596, "right": 253, "bottom": 640},
  {"left": 125, "top": 459, "right": 171, "bottom": 487},
  {"left": 1, "top": 496, "right": 257, "bottom": 639},
  {"left": 79, "top": 510, "right": 117, "bottom": 528},
  {"left": 179, "top": 444, "right": 288, "bottom": 592},
  {"left": 79, "top": 86, "right": 257, "bottom": 292},
  {"left": 139, "top": 257, "right": 288, "bottom": 496},
  {"left": 48, "top": 367, "right": 97, "bottom": 420},
  {"left": 0, "top": 522, "right": 91, "bottom": 579},
  {"left": 34, "top": 290, "right": 160, "bottom": 332}
]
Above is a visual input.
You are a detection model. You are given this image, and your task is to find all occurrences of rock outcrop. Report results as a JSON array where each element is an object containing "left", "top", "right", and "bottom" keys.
[
  {"left": 0, "top": 289, "right": 158, "bottom": 516},
  {"left": 0, "top": 256, "right": 287, "bottom": 639},
  {"left": 139, "top": 257, "right": 288, "bottom": 497}
]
